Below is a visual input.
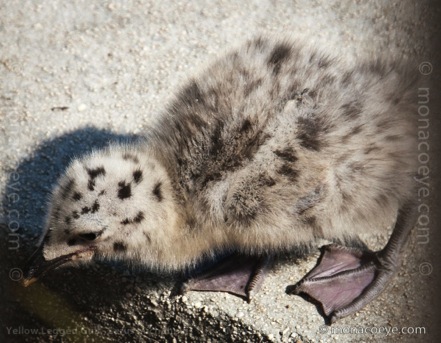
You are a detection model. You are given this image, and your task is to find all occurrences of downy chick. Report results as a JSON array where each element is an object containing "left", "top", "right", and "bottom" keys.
[{"left": 22, "top": 36, "right": 418, "bottom": 323}]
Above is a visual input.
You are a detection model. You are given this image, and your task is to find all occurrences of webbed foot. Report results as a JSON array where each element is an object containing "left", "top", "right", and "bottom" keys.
[
  {"left": 290, "top": 200, "right": 417, "bottom": 323},
  {"left": 289, "top": 244, "right": 386, "bottom": 323},
  {"left": 181, "top": 254, "right": 270, "bottom": 302}
]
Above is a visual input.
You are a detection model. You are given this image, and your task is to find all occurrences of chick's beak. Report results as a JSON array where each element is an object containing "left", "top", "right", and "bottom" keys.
[{"left": 21, "top": 244, "right": 97, "bottom": 287}]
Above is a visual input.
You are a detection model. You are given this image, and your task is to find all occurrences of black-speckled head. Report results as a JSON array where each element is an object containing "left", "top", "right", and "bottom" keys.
[{"left": 22, "top": 144, "right": 176, "bottom": 285}]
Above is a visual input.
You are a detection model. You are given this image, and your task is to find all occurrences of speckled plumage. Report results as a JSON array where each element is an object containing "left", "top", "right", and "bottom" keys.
[{"left": 36, "top": 37, "right": 418, "bottom": 280}]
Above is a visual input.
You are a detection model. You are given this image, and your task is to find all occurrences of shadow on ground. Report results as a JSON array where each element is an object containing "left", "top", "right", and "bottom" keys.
[{"left": 0, "top": 128, "right": 177, "bottom": 342}]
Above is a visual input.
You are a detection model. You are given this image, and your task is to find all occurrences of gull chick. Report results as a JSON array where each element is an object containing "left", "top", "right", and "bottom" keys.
[{"left": 23, "top": 36, "right": 418, "bottom": 323}]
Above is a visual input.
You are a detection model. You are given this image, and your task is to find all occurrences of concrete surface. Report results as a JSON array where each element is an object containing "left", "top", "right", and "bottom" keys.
[{"left": 1, "top": 0, "right": 440, "bottom": 342}]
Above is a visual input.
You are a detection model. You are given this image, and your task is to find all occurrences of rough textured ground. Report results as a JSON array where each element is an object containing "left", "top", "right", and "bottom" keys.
[{"left": 1, "top": 1, "right": 440, "bottom": 342}]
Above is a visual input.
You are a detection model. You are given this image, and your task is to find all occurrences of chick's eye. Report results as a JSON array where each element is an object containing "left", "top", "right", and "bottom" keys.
[{"left": 78, "top": 232, "right": 99, "bottom": 241}]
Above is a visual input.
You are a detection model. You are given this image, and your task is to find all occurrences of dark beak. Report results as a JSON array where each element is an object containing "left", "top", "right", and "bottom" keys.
[{"left": 22, "top": 245, "right": 96, "bottom": 287}]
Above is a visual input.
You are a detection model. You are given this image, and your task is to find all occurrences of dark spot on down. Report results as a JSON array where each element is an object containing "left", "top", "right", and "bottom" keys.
[
  {"left": 121, "top": 211, "right": 145, "bottom": 225},
  {"left": 153, "top": 182, "right": 163, "bottom": 202},
  {"left": 385, "top": 135, "right": 400, "bottom": 141},
  {"left": 259, "top": 174, "right": 276, "bottom": 187},
  {"left": 365, "top": 59, "right": 387, "bottom": 75},
  {"left": 91, "top": 200, "right": 100, "bottom": 213},
  {"left": 317, "top": 56, "right": 331, "bottom": 68},
  {"left": 87, "top": 166, "right": 106, "bottom": 179},
  {"left": 304, "top": 215, "right": 323, "bottom": 238},
  {"left": 296, "top": 116, "right": 322, "bottom": 151},
  {"left": 179, "top": 80, "right": 205, "bottom": 106},
  {"left": 277, "top": 164, "right": 299, "bottom": 181},
  {"left": 177, "top": 110, "right": 270, "bottom": 190},
  {"left": 144, "top": 232, "right": 151, "bottom": 243},
  {"left": 341, "top": 102, "right": 362, "bottom": 120},
  {"left": 113, "top": 242, "right": 127, "bottom": 252},
  {"left": 351, "top": 124, "right": 363, "bottom": 136},
  {"left": 118, "top": 181, "right": 132, "bottom": 200},
  {"left": 273, "top": 147, "right": 298, "bottom": 163},
  {"left": 364, "top": 145, "right": 380, "bottom": 154},
  {"left": 226, "top": 191, "right": 262, "bottom": 227},
  {"left": 72, "top": 192, "right": 83, "bottom": 201},
  {"left": 208, "top": 125, "right": 270, "bottom": 187},
  {"left": 81, "top": 206, "right": 91, "bottom": 214},
  {"left": 341, "top": 71, "right": 354, "bottom": 86},
  {"left": 251, "top": 37, "right": 267, "bottom": 51},
  {"left": 304, "top": 216, "right": 317, "bottom": 226},
  {"left": 209, "top": 120, "right": 224, "bottom": 156},
  {"left": 320, "top": 74, "right": 336, "bottom": 86},
  {"left": 88, "top": 180, "right": 95, "bottom": 191},
  {"left": 61, "top": 179, "right": 75, "bottom": 199},
  {"left": 293, "top": 185, "right": 325, "bottom": 215},
  {"left": 239, "top": 119, "right": 252, "bottom": 133},
  {"left": 268, "top": 43, "right": 291, "bottom": 74},
  {"left": 122, "top": 153, "right": 139, "bottom": 163},
  {"left": 133, "top": 169, "right": 143, "bottom": 184},
  {"left": 308, "top": 51, "right": 317, "bottom": 63},
  {"left": 290, "top": 88, "right": 313, "bottom": 103},
  {"left": 134, "top": 211, "right": 145, "bottom": 223},
  {"left": 375, "top": 193, "right": 389, "bottom": 208},
  {"left": 341, "top": 125, "right": 363, "bottom": 143},
  {"left": 244, "top": 78, "right": 263, "bottom": 97},
  {"left": 64, "top": 216, "right": 71, "bottom": 225},
  {"left": 341, "top": 191, "right": 352, "bottom": 203},
  {"left": 72, "top": 211, "right": 80, "bottom": 219}
]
